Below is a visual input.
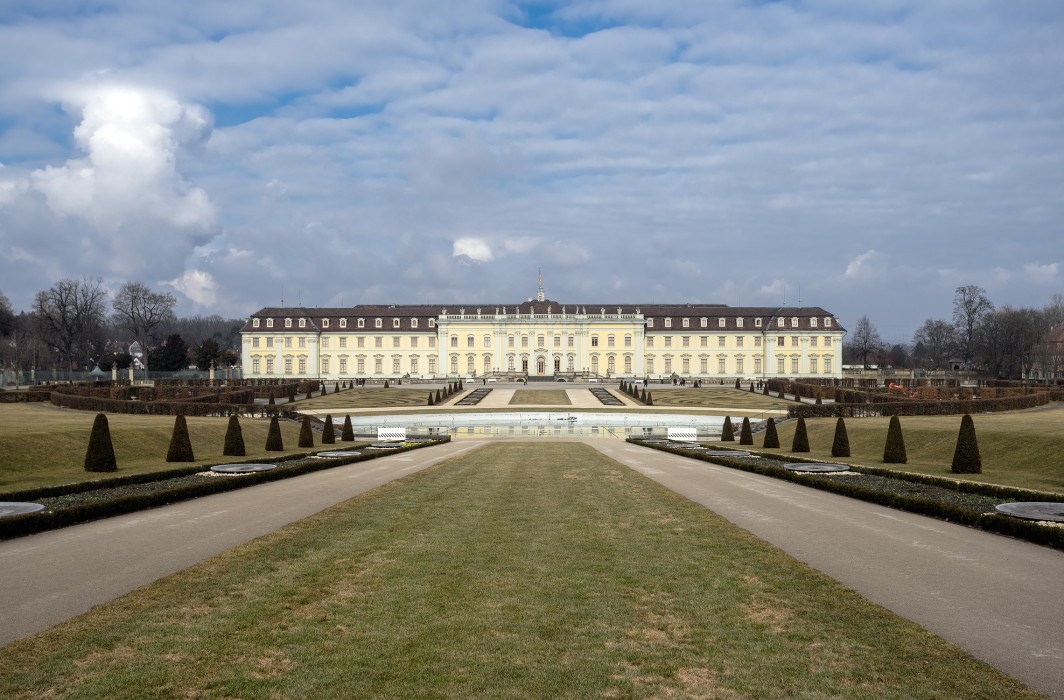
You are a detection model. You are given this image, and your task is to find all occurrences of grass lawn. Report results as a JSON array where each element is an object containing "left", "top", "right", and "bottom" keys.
[
  {"left": 0, "top": 442, "right": 1039, "bottom": 699},
  {"left": 649, "top": 387, "right": 794, "bottom": 412},
  {"left": 300, "top": 387, "right": 437, "bottom": 410},
  {"left": 739, "top": 408, "right": 1064, "bottom": 494},
  {"left": 0, "top": 404, "right": 334, "bottom": 493},
  {"left": 508, "top": 389, "right": 572, "bottom": 405}
]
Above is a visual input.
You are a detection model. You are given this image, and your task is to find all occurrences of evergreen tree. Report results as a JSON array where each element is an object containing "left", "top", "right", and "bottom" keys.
[
  {"left": 951, "top": 414, "right": 982, "bottom": 474},
  {"left": 883, "top": 415, "right": 907, "bottom": 464},
  {"left": 223, "top": 415, "right": 246, "bottom": 456},
  {"left": 265, "top": 415, "right": 284, "bottom": 451},
  {"left": 763, "top": 417, "right": 780, "bottom": 448},
  {"left": 791, "top": 416, "right": 810, "bottom": 452},
  {"left": 739, "top": 417, "right": 753, "bottom": 445},
  {"left": 84, "top": 412, "right": 117, "bottom": 472},
  {"left": 298, "top": 415, "right": 314, "bottom": 448},
  {"left": 322, "top": 414, "right": 336, "bottom": 444},
  {"left": 831, "top": 417, "right": 851, "bottom": 458},
  {"left": 166, "top": 414, "right": 195, "bottom": 462},
  {"left": 720, "top": 416, "right": 735, "bottom": 442},
  {"left": 341, "top": 415, "right": 354, "bottom": 442}
]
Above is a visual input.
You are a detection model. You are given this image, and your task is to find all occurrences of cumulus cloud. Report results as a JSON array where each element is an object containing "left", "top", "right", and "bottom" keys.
[
  {"left": 168, "top": 268, "right": 218, "bottom": 306},
  {"left": 453, "top": 237, "right": 494, "bottom": 261},
  {"left": 1023, "top": 262, "right": 1059, "bottom": 284}
]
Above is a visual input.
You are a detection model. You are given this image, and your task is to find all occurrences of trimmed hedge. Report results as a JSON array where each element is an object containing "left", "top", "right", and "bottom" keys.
[
  {"left": 0, "top": 438, "right": 450, "bottom": 540},
  {"left": 831, "top": 417, "right": 851, "bottom": 458},
  {"left": 166, "top": 415, "right": 195, "bottom": 462},
  {"left": 883, "top": 415, "right": 907, "bottom": 464},
  {"left": 952, "top": 414, "right": 982, "bottom": 474},
  {"left": 791, "top": 416, "right": 810, "bottom": 453},
  {"left": 628, "top": 439, "right": 1064, "bottom": 552},
  {"left": 790, "top": 392, "right": 1052, "bottom": 419},
  {"left": 720, "top": 416, "right": 734, "bottom": 442},
  {"left": 84, "top": 413, "right": 117, "bottom": 472},
  {"left": 763, "top": 417, "right": 780, "bottom": 449},
  {"left": 223, "top": 415, "right": 246, "bottom": 456},
  {"left": 739, "top": 417, "right": 753, "bottom": 445}
]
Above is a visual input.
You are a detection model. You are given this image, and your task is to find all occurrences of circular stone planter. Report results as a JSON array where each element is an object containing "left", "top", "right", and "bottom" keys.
[
  {"left": 994, "top": 502, "right": 1064, "bottom": 523},
  {"left": 369, "top": 442, "right": 405, "bottom": 449},
  {"left": 315, "top": 450, "right": 363, "bottom": 458},
  {"left": 0, "top": 502, "right": 46, "bottom": 518},
  {"left": 210, "top": 463, "right": 278, "bottom": 474},
  {"left": 784, "top": 463, "right": 850, "bottom": 473},
  {"left": 704, "top": 450, "right": 751, "bottom": 457}
]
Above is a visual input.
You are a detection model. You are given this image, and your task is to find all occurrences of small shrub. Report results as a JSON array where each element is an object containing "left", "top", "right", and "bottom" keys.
[
  {"left": 720, "top": 416, "right": 735, "bottom": 442},
  {"left": 84, "top": 413, "right": 117, "bottom": 472},
  {"left": 883, "top": 415, "right": 907, "bottom": 464},
  {"left": 428, "top": 392, "right": 435, "bottom": 406},
  {"left": 815, "top": 393, "right": 823, "bottom": 405},
  {"left": 341, "top": 415, "right": 354, "bottom": 442},
  {"left": 166, "top": 414, "right": 195, "bottom": 462},
  {"left": 951, "top": 414, "right": 982, "bottom": 474},
  {"left": 265, "top": 415, "right": 284, "bottom": 451},
  {"left": 739, "top": 417, "right": 753, "bottom": 445},
  {"left": 763, "top": 384, "right": 769, "bottom": 395},
  {"left": 384, "top": 380, "right": 390, "bottom": 389},
  {"left": 831, "top": 417, "right": 850, "bottom": 458},
  {"left": 322, "top": 414, "right": 336, "bottom": 444},
  {"left": 645, "top": 391, "right": 653, "bottom": 406},
  {"left": 435, "top": 389, "right": 443, "bottom": 403},
  {"left": 763, "top": 417, "right": 780, "bottom": 448},
  {"left": 223, "top": 415, "right": 246, "bottom": 456},
  {"left": 734, "top": 377, "right": 741, "bottom": 389},
  {"left": 791, "top": 416, "right": 810, "bottom": 452},
  {"left": 298, "top": 415, "right": 314, "bottom": 448}
]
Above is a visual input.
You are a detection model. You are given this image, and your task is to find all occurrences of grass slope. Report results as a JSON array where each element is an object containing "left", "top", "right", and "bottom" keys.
[
  {"left": 0, "top": 443, "right": 1041, "bottom": 699},
  {"left": 745, "top": 409, "right": 1064, "bottom": 493},
  {"left": 0, "top": 405, "right": 312, "bottom": 493}
]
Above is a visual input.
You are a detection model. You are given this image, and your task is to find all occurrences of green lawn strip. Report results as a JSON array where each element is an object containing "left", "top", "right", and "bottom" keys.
[
  {"left": 0, "top": 443, "right": 1041, "bottom": 699},
  {"left": 759, "top": 412, "right": 1064, "bottom": 493},
  {"left": 0, "top": 405, "right": 316, "bottom": 493},
  {"left": 300, "top": 387, "right": 438, "bottom": 410},
  {"left": 507, "top": 389, "right": 572, "bottom": 405}
]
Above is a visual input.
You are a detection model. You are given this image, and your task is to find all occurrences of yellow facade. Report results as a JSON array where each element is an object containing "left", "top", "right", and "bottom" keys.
[{"left": 241, "top": 296, "right": 845, "bottom": 381}]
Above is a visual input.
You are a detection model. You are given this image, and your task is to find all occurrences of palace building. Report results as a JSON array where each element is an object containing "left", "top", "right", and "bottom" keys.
[{"left": 240, "top": 279, "right": 846, "bottom": 381}]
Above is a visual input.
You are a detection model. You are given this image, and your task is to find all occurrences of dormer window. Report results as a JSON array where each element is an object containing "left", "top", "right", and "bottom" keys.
[
  {"left": 718, "top": 318, "right": 726, "bottom": 327},
  {"left": 375, "top": 318, "right": 382, "bottom": 328},
  {"left": 339, "top": 318, "right": 347, "bottom": 328},
  {"left": 252, "top": 318, "right": 260, "bottom": 328},
  {"left": 393, "top": 318, "right": 400, "bottom": 328},
  {"left": 755, "top": 318, "right": 762, "bottom": 327},
  {"left": 682, "top": 318, "right": 689, "bottom": 328},
  {"left": 700, "top": 318, "right": 707, "bottom": 328},
  {"left": 664, "top": 318, "right": 672, "bottom": 328},
  {"left": 322, "top": 319, "right": 330, "bottom": 328},
  {"left": 737, "top": 318, "right": 744, "bottom": 328},
  {"left": 791, "top": 317, "right": 799, "bottom": 327},
  {"left": 428, "top": 318, "right": 435, "bottom": 327},
  {"left": 285, "top": 318, "right": 292, "bottom": 328},
  {"left": 825, "top": 317, "right": 832, "bottom": 327},
  {"left": 647, "top": 318, "right": 654, "bottom": 328},
  {"left": 357, "top": 318, "right": 364, "bottom": 328},
  {"left": 411, "top": 318, "right": 418, "bottom": 328},
  {"left": 298, "top": 318, "right": 306, "bottom": 328},
  {"left": 810, "top": 317, "right": 818, "bottom": 328}
]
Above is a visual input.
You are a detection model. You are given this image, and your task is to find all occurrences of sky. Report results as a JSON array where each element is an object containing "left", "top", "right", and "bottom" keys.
[{"left": 0, "top": 0, "right": 1061, "bottom": 344}]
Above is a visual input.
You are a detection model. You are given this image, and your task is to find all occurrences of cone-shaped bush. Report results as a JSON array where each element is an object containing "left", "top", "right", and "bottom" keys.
[
  {"left": 265, "top": 415, "right": 284, "bottom": 451},
  {"left": 166, "top": 414, "right": 195, "bottom": 462},
  {"left": 951, "top": 414, "right": 982, "bottom": 474},
  {"left": 815, "top": 393, "right": 823, "bottom": 405},
  {"left": 341, "top": 415, "right": 354, "bottom": 442},
  {"left": 734, "top": 377, "right": 741, "bottom": 389},
  {"left": 645, "top": 391, "right": 653, "bottom": 406},
  {"left": 298, "top": 415, "right": 314, "bottom": 448},
  {"left": 84, "top": 412, "right": 117, "bottom": 472},
  {"left": 831, "top": 417, "right": 851, "bottom": 458},
  {"left": 883, "top": 415, "right": 907, "bottom": 464},
  {"left": 720, "top": 416, "right": 735, "bottom": 442},
  {"left": 763, "top": 417, "right": 780, "bottom": 448},
  {"left": 639, "top": 388, "right": 646, "bottom": 403},
  {"left": 459, "top": 379, "right": 464, "bottom": 390},
  {"left": 333, "top": 382, "right": 339, "bottom": 393},
  {"left": 223, "top": 415, "right": 246, "bottom": 456},
  {"left": 762, "top": 383, "right": 769, "bottom": 395},
  {"left": 305, "top": 389, "right": 313, "bottom": 400},
  {"left": 739, "top": 417, "right": 753, "bottom": 445},
  {"left": 791, "top": 416, "right": 810, "bottom": 452},
  {"left": 435, "top": 388, "right": 443, "bottom": 403},
  {"left": 384, "top": 380, "right": 390, "bottom": 388},
  {"left": 322, "top": 414, "right": 336, "bottom": 444},
  {"left": 749, "top": 383, "right": 755, "bottom": 392},
  {"left": 428, "top": 392, "right": 435, "bottom": 406}
]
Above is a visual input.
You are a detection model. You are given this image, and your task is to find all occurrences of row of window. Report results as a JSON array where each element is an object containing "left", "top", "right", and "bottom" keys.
[
  {"left": 647, "top": 316, "right": 833, "bottom": 329},
  {"left": 252, "top": 317, "right": 437, "bottom": 330},
  {"left": 646, "top": 335, "right": 835, "bottom": 349}
]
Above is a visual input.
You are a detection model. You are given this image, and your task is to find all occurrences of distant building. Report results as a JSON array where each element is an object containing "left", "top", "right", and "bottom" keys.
[{"left": 240, "top": 280, "right": 846, "bottom": 380}]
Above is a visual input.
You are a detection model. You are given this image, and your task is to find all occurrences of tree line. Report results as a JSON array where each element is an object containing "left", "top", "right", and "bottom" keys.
[
  {"left": 0, "top": 278, "right": 244, "bottom": 376},
  {"left": 844, "top": 285, "right": 1064, "bottom": 380}
]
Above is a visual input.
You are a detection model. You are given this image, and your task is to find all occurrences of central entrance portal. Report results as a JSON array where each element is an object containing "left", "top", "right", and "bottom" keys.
[{"left": 537, "top": 357, "right": 546, "bottom": 375}]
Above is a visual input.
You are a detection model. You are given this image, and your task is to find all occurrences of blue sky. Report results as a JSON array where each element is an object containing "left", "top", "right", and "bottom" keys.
[{"left": 0, "top": 0, "right": 1061, "bottom": 343}]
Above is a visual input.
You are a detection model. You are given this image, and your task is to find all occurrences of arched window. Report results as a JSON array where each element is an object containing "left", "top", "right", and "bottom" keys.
[
  {"left": 607, "top": 355, "right": 616, "bottom": 373},
  {"left": 624, "top": 356, "right": 632, "bottom": 373},
  {"left": 591, "top": 355, "right": 599, "bottom": 373}
]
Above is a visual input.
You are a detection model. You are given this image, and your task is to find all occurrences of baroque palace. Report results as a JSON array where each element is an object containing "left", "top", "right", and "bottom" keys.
[{"left": 240, "top": 280, "right": 846, "bottom": 381}]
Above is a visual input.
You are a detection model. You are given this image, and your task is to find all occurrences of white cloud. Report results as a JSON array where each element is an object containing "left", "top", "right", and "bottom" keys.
[
  {"left": 1023, "top": 262, "right": 1059, "bottom": 284},
  {"left": 844, "top": 250, "right": 883, "bottom": 279},
  {"left": 168, "top": 268, "right": 218, "bottom": 306},
  {"left": 453, "top": 237, "right": 494, "bottom": 262}
]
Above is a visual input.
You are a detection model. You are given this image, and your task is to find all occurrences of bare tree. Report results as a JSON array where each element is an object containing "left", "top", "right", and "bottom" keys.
[
  {"left": 953, "top": 285, "right": 993, "bottom": 365},
  {"left": 911, "top": 319, "right": 958, "bottom": 370},
  {"left": 848, "top": 315, "right": 883, "bottom": 369},
  {"left": 111, "top": 282, "right": 177, "bottom": 371},
  {"left": 0, "top": 290, "right": 14, "bottom": 338},
  {"left": 33, "top": 278, "right": 109, "bottom": 372}
]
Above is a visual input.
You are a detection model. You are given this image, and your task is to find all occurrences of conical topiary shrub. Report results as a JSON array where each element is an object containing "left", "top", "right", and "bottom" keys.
[
  {"left": 739, "top": 417, "right": 753, "bottom": 445},
  {"left": 265, "top": 415, "right": 284, "bottom": 451},
  {"left": 831, "top": 417, "right": 850, "bottom": 458},
  {"left": 435, "top": 389, "right": 443, "bottom": 403},
  {"left": 84, "top": 412, "right": 117, "bottom": 472},
  {"left": 951, "top": 414, "right": 982, "bottom": 474},
  {"left": 883, "top": 415, "right": 907, "bottom": 464},
  {"left": 791, "top": 416, "right": 810, "bottom": 452},
  {"left": 428, "top": 392, "right": 435, "bottom": 406},
  {"left": 720, "top": 416, "right": 735, "bottom": 442},
  {"left": 645, "top": 391, "right": 653, "bottom": 406},
  {"left": 815, "top": 393, "right": 823, "bottom": 405},
  {"left": 341, "top": 415, "right": 354, "bottom": 442},
  {"left": 166, "top": 414, "right": 195, "bottom": 462},
  {"left": 322, "top": 414, "right": 336, "bottom": 444},
  {"left": 734, "top": 377, "right": 741, "bottom": 389},
  {"left": 223, "top": 414, "right": 246, "bottom": 456},
  {"left": 298, "top": 415, "right": 314, "bottom": 448},
  {"left": 763, "top": 417, "right": 780, "bottom": 448}
]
